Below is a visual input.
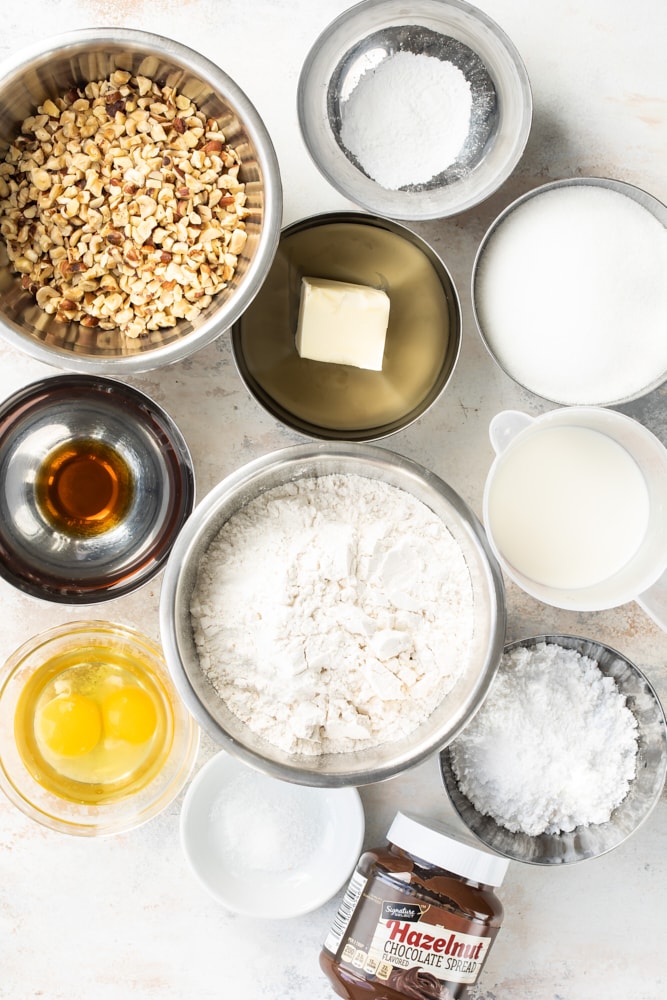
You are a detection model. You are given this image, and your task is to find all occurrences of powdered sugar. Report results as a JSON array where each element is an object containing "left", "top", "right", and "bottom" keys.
[
  {"left": 190, "top": 474, "right": 475, "bottom": 755},
  {"left": 450, "top": 642, "right": 639, "bottom": 836},
  {"left": 340, "top": 51, "right": 472, "bottom": 190}
]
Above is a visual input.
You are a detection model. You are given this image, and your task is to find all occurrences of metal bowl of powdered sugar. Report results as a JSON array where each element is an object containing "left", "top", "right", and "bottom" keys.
[
  {"left": 297, "top": 0, "right": 532, "bottom": 220},
  {"left": 440, "top": 634, "right": 667, "bottom": 864},
  {"left": 159, "top": 442, "right": 506, "bottom": 787}
]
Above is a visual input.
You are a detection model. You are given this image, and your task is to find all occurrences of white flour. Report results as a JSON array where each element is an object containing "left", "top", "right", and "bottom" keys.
[
  {"left": 340, "top": 51, "right": 472, "bottom": 190},
  {"left": 190, "top": 474, "right": 475, "bottom": 755},
  {"left": 450, "top": 642, "right": 638, "bottom": 835}
]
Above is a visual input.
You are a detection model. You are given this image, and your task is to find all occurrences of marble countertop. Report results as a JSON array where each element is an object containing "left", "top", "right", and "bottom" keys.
[{"left": 0, "top": 1, "right": 665, "bottom": 998}]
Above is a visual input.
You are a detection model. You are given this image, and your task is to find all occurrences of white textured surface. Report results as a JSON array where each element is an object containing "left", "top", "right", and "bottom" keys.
[{"left": 0, "top": 2, "right": 665, "bottom": 999}]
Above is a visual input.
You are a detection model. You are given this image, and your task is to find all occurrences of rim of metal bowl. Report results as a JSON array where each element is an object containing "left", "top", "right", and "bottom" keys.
[
  {"left": 0, "top": 27, "right": 282, "bottom": 374},
  {"left": 471, "top": 176, "right": 667, "bottom": 406},
  {"left": 159, "top": 441, "right": 506, "bottom": 787},
  {"left": 440, "top": 633, "right": 667, "bottom": 864}
]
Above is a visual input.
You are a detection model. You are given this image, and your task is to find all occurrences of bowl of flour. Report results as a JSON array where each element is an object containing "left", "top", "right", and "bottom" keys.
[
  {"left": 440, "top": 635, "right": 667, "bottom": 864},
  {"left": 297, "top": 0, "right": 532, "bottom": 220},
  {"left": 159, "top": 442, "right": 506, "bottom": 786}
]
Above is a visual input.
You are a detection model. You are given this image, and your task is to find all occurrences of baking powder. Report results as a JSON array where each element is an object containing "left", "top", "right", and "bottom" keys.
[
  {"left": 340, "top": 51, "right": 472, "bottom": 190},
  {"left": 450, "top": 642, "right": 638, "bottom": 835},
  {"left": 190, "top": 474, "right": 475, "bottom": 755}
]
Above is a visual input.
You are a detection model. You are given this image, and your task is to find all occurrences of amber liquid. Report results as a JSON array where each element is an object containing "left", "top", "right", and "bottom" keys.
[
  {"left": 235, "top": 221, "right": 455, "bottom": 435},
  {"left": 35, "top": 438, "right": 133, "bottom": 537}
]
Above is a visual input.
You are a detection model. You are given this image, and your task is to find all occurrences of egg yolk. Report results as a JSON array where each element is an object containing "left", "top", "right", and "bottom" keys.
[
  {"left": 102, "top": 686, "right": 158, "bottom": 744},
  {"left": 37, "top": 693, "right": 102, "bottom": 757}
]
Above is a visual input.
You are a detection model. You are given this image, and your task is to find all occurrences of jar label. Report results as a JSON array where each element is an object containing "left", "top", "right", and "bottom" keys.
[{"left": 324, "top": 870, "right": 497, "bottom": 995}]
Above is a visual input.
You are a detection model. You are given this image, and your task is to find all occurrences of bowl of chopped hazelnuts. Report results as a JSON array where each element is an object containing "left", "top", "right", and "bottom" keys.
[{"left": 0, "top": 28, "right": 282, "bottom": 373}]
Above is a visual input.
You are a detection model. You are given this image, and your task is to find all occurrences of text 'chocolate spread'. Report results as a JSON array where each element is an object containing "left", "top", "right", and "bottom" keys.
[{"left": 320, "top": 812, "right": 509, "bottom": 1000}]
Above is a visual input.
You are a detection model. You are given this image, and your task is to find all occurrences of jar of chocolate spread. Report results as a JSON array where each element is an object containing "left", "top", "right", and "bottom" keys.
[{"left": 320, "top": 811, "right": 509, "bottom": 1000}]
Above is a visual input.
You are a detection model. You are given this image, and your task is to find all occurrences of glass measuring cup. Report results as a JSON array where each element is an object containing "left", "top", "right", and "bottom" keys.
[{"left": 482, "top": 407, "right": 667, "bottom": 629}]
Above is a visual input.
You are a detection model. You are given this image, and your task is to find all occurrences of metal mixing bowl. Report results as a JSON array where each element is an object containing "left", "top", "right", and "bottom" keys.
[
  {"left": 0, "top": 28, "right": 282, "bottom": 373},
  {"left": 159, "top": 442, "right": 506, "bottom": 787},
  {"left": 472, "top": 176, "right": 667, "bottom": 405},
  {"left": 297, "top": 0, "right": 532, "bottom": 220},
  {"left": 0, "top": 374, "right": 195, "bottom": 602},
  {"left": 440, "top": 634, "right": 667, "bottom": 864},
  {"left": 231, "top": 212, "right": 462, "bottom": 441}
]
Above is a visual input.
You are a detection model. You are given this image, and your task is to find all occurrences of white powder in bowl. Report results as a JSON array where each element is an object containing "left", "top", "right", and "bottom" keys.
[
  {"left": 190, "top": 474, "right": 475, "bottom": 756},
  {"left": 340, "top": 51, "right": 472, "bottom": 190},
  {"left": 449, "top": 642, "right": 639, "bottom": 836},
  {"left": 475, "top": 184, "right": 667, "bottom": 404}
]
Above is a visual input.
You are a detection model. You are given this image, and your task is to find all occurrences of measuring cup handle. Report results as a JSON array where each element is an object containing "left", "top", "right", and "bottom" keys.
[
  {"left": 636, "top": 570, "right": 667, "bottom": 633},
  {"left": 489, "top": 410, "right": 533, "bottom": 455}
]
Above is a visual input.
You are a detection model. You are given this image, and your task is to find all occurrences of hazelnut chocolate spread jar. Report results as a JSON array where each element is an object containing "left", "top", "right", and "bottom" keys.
[{"left": 320, "top": 812, "right": 509, "bottom": 1000}]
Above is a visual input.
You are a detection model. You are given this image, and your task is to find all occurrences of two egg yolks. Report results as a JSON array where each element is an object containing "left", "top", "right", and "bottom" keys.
[{"left": 36, "top": 686, "right": 157, "bottom": 758}]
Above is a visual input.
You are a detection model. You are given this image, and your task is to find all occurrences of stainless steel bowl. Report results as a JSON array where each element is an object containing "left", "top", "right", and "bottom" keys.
[
  {"left": 297, "top": 0, "right": 532, "bottom": 220},
  {"left": 440, "top": 634, "right": 667, "bottom": 864},
  {"left": 231, "top": 212, "right": 461, "bottom": 441},
  {"left": 472, "top": 176, "right": 667, "bottom": 405},
  {"left": 0, "top": 374, "right": 195, "bottom": 602},
  {"left": 159, "top": 442, "right": 506, "bottom": 787},
  {"left": 0, "top": 28, "right": 282, "bottom": 373}
]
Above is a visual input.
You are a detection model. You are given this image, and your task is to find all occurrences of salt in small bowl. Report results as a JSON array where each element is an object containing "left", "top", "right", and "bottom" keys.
[{"left": 180, "top": 750, "right": 365, "bottom": 917}]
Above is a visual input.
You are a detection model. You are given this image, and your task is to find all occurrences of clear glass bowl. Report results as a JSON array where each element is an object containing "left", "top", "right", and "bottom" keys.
[
  {"left": 0, "top": 621, "right": 200, "bottom": 836},
  {"left": 297, "top": 0, "right": 532, "bottom": 220}
]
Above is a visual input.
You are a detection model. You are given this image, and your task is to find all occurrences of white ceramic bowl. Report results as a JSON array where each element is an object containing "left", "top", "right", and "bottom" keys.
[{"left": 179, "top": 750, "right": 365, "bottom": 917}]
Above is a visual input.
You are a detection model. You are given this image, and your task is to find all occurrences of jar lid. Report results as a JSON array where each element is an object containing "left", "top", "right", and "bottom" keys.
[{"left": 387, "top": 812, "right": 509, "bottom": 887}]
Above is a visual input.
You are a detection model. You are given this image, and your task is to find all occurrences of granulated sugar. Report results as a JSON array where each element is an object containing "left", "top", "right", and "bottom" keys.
[
  {"left": 190, "top": 474, "right": 475, "bottom": 755},
  {"left": 475, "top": 184, "right": 667, "bottom": 404},
  {"left": 340, "top": 51, "right": 472, "bottom": 190},
  {"left": 449, "top": 642, "right": 638, "bottom": 836}
]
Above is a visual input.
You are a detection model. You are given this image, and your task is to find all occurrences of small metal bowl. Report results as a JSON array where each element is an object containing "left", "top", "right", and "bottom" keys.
[
  {"left": 440, "top": 635, "right": 667, "bottom": 865},
  {"left": 159, "top": 441, "right": 506, "bottom": 787},
  {"left": 0, "top": 374, "right": 195, "bottom": 602},
  {"left": 231, "top": 212, "right": 461, "bottom": 441},
  {"left": 297, "top": 0, "right": 532, "bottom": 220},
  {"left": 0, "top": 28, "right": 282, "bottom": 373},
  {"left": 0, "top": 621, "right": 199, "bottom": 836},
  {"left": 472, "top": 177, "right": 667, "bottom": 405}
]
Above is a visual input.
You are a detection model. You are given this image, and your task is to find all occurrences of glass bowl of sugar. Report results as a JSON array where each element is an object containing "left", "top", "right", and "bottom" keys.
[
  {"left": 472, "top": 176, "right": 667, "bottom": 406},
  {"left": 297, "top": 0, "right": 532, "bottom": 220},
  {"left": 440, "top": 635, "right": 667, "bottom": 865}
]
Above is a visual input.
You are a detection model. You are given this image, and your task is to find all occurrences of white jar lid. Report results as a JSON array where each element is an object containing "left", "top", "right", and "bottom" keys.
[{"left": 387, "top": 811, "right": 509, "bottom": 887}]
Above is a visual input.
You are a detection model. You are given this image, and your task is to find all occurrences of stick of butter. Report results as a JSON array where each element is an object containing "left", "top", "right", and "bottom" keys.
[{"left": 295, "top": 276, "right": 390, "bottom": 371}]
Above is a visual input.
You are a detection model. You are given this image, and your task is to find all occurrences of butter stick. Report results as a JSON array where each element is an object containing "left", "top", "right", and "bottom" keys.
[{"left": 295, "top": 276, "right": 390, "bottom": 371}]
